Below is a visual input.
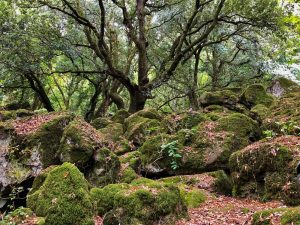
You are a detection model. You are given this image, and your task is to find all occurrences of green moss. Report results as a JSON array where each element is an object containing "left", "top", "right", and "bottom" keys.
[
  {"left": 130, "top": 108, "right": 163, "bottom": 120},
  {"left": 241, "top": 84, "right": 274, "bottom": 108},
  {"left": 27, "top": 114, "right": 74, "bottom": 167},
  {"left": 90, "top": 183, "right": 130, "bottom": 215},
  {"left": 27, "top": 163, "right": 94, "bottom": 225},
  {"left": 91, "top": 180, "right": 187, "bottom": 225},
  {"left": 162, "top": 112, "right": 209, "bottom": 132},
  {"left": 0, "top": 109, "right": 34, "bottom": 121},
  {"left": 181, "top": 188, "right": 206, "bottom": 208},
  {"left": 59, "top": 118, "right": 100, "bottom": 167},
  {"left": 112, "top": 109, "right": 130, "bottom": 124},
  {"left": 139, "top": 133, "right": 179, "bottom": 174},
  {"left": 87, "top": 147, "right": 121, "bottom": 187},
  {"left": 124, "top": 115, "right": 165, "bottom": 145},
  {"left": 229, "top": 136, "right": 300, "bottom": 205},
  {"left": 119, "top": 167, "right": 139, "bottom": 183},
  {"left": 90, "top": 117, "right": 112, "bottom": 129},
  {"left": 252, "top": 207, "right": 300, "bottom": 225},
  {"left": 209, "top": 170, "right": 232, "bottom": 196},
  {"left": 119, "top": 151, "right": 141, "bottom": 170},
  {"left": 199, "top": 90, "right": 239, "bottom": 107},
  {"left": 251, "top": 104, "right": 270, "bottom": 120}
]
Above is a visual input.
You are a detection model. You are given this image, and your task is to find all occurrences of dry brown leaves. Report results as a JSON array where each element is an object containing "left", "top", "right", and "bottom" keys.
[
  {"left": 13, "top": 113, "right": 59, "bottom": 136},
  {"left": 176, "top": 195, "right": 284, "bottom": 225}
]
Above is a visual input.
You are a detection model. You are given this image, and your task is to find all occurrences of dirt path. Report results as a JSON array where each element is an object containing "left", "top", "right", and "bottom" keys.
[{"left": 176, "top": 195, "right": 284, "bottom": 225}]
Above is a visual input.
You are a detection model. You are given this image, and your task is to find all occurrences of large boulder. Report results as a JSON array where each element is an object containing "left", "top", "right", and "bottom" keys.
[
  {"left": 267, "top": 77, "right": 300, "bottom": 97},
  {"left": 90, "top": 179, "right": 187, "bottom": 225},
  {"left": 240, "top": 84, "right": 274, "bottom": 108},
  {"left": 139, "top": 113, "right": 260, "bottom": 176},
  {"left": 111, "top": 109, "right": 130, "bottom": 124},
  {"left": 199, "top": 90, "right": 239, "bottom": 108},
  {"left": 124, "top": 109, "right": 166, "bottom": 146},
  {"left": 264, "top": 90, "right": 300, "bottom": 133},
  {"left": 26, "top": 113, "right": 74, "bottom": 167},
  {"left": 162, "top": 111, "right": 209, "bottom": 133},
  {"left": 59, "top": 118, "right": 102, "bottom": 167},
  {"left": 86, "top": 147, "right": 121, "bottom": 187},
  {"left": 27, "top": 163, "right": 94, "bottom": 225},
  {"left": 98, "top": 122, "right": 133, "bottom": 155},
  {"left": 229, "top": 135, "right": 300, "bottom": 205}
]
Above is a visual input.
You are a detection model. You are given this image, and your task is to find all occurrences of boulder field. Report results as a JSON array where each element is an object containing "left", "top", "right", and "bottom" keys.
[{"left": 1, "top": 78, "right": 300, "bottom": 225}]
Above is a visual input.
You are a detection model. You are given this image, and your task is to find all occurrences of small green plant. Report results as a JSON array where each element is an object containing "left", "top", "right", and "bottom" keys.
[
  {"left": 262, "top": 130, "right": 277, "bottom": 139},
  {"left": 0, "top": 207, "right": 32, "bottom": 225},
  {"left": 161, "top": 140, "right": 182, "bottom": 170},
  {"left": 279, "top": 121, "right": 300, "bottom": 136}
]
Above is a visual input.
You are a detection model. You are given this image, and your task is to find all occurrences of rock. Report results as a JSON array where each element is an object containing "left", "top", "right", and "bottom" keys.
[
  {"left": 229, "top": 135, "right": 300, "bottom": 205},
  {"left": 0, "top": 109, "right": 35, "bottom": 121},
  {"left": 124, "top": 115, "right": 165, "bottom": 146},
  {"left": 267, "top": 77, "right": 300, "bottom": 97},
  {"left": 111, "top": 109, "right": 130, "bottom": 124},
  {"left": 98, "top": 122, "right": 133, "bottom": 155},
  {"left": 265, "top": 90, "right": 300, "bottom": 128},
  {"left": 26, "top": 113, "right": 74, "bottom": 167},
  {"left": 199, "top": 90, "right": 239, "bottom": 108},
  {"left": 27, "top": 163, "right": 94, "bottom": 225},
  {"left": 86, "top": 148, "right": 121, "bottom": 187},
  {"left": 90, "top": 117, "right": 112, "bottom": 129},
  {"left": 90, "top": 179, "right": 187, "bottom": 225},
  {"left": 129, "top": 108, "right": 163, "bottom": 120},
  {"left": 139, "top": 113, "right": 259, "bottom": 176},
  {"left": 159, "top": 170, "right": 232, "bottom": 196},
  {"left": 240, "top": 84, "right": 274, "bottom": 108},
  {"left": 162, "top": 111, "right": 209, "bottom": 133},
  {"left": 59, "top": 117, "right": 102, "bottom": 168},
  {"left": 250, "top": 104, "right": 270, "bottom": 120}
]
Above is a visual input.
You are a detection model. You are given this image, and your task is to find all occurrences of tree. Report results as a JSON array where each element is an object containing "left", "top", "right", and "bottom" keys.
[{"left": 16, "top": 0, "right": 281, "bottom": 112}]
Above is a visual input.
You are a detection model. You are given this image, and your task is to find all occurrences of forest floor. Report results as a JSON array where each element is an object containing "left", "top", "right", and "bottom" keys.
[
  {"left": 176, "top": 193, "right": 284, "bottom": 225},
  {"left": 16, "top": 186, "right": 286, "bottom": 225}
]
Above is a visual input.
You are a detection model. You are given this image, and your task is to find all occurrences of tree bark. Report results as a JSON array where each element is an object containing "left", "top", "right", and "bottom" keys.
[{"left": 24, "top": 73, "right": 54, "bottom": 112}]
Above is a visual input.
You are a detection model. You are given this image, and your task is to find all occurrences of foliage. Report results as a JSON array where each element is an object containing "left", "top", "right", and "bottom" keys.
[{"left": 161, "top": 140, "right": 182, "bottom": 170}]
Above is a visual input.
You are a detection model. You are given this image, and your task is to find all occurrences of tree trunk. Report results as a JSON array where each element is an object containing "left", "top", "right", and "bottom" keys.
[
  {"left": 24, "top": 73, "right": 54, "bottom": 112},
  {"left": 85, "top": 85, "right": 102, "bottom": 122},
  {"left": 189, "top": 49, "right": 201, "bottom": 110},
  {"left": 128, "top": 88, "right": 147, "bottom": 113}
]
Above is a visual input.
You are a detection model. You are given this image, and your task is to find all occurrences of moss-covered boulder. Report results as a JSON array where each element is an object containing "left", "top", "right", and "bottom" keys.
[
  {"left": 59, "top": 118, "right": 102, "bottom": 168},
  {"left": 90, "top": 117, "right": 112, "bottom": 129},
  {"left": 216, "top": 113, "right": 261, "bottom": 141},
  {"left": 162, "top": 111, "right": 209, "bottom": 133},
  {"left": 90, "top": 180, "right": 187, "bottom": 225},
  {"left": 86, "top": 147, "right": 121, "bottom": 187},
  {"left": 264, "top": 91, "right": 300, "bottom": 130},
  {"left": 124, "top": 115, "right": 165, "bottom": 146},
  {"left": 140, "top": 114, "right": 259, "bottom": 176},
  {"left": 159, "top": 170, "right": 232, "bottom": 196},
  {"left": 0, "top": 109, "right": 35, "bottom": 121},
  {"left": 240, "top": 84, "right": 274, "bottom": 108},
  {"left": 111, "top": 109, "right": 130, "bottom": 124},
  {"left": 199, "top": 90, "right": 239, "bottom": 108},
  {"left": 129, "top": 108, "right": 163, "bottom": 120},
  {"left": 267, "top": 77, "right": 300, "bottom": 97},
  {"left": 252, "top": 207, "right": 300, "bottom": 225},
  {"left": 26, "top": 113, "right": 74, "bottom": 167},
  {"left": 229, "top": 136, "right": 300, "bottom": 205},
  {"left": 98, "top": 123, "right": 133, "bottom": 155},
  {"left": 251, "top": 104, "right": 270, "bottom": 120},
  {"left": 27, "top": 163, "right": 94, "bottom": 225}
]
